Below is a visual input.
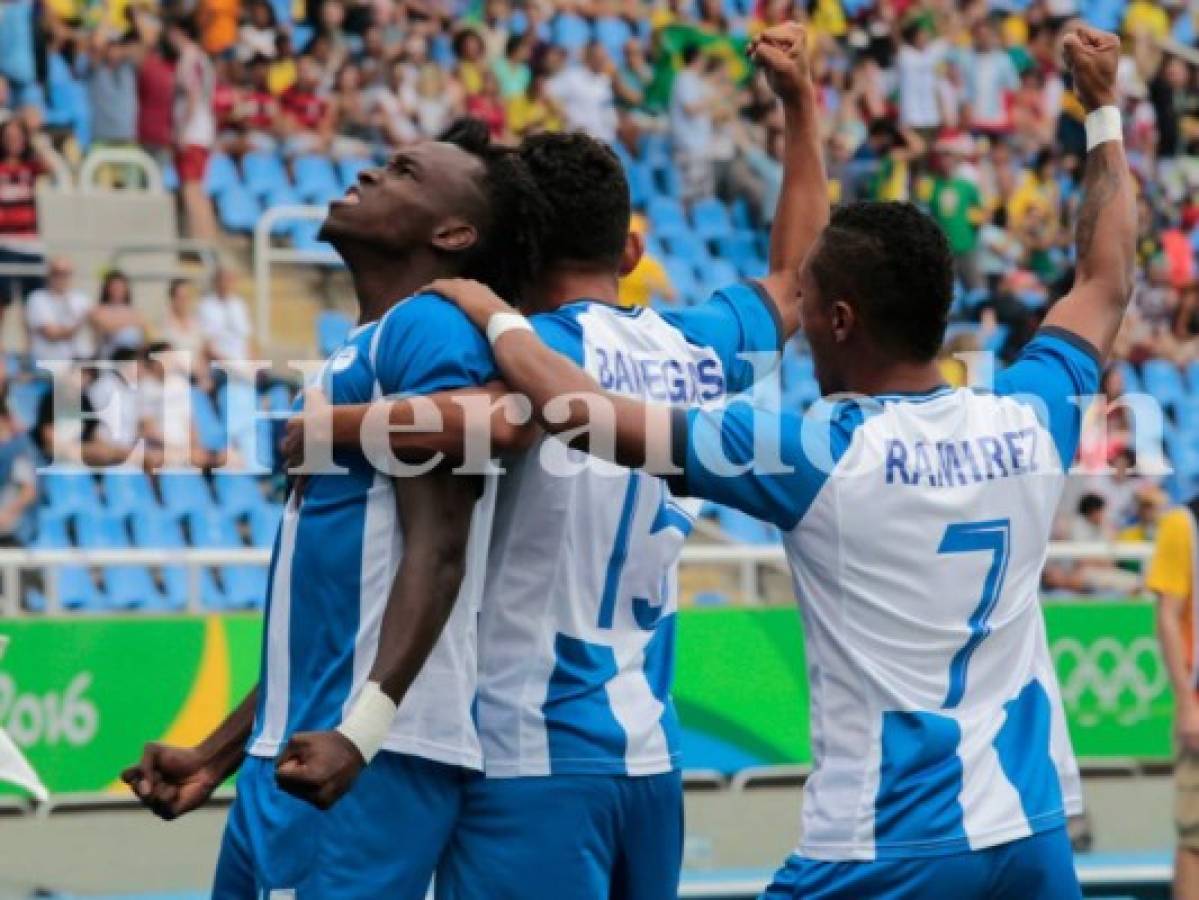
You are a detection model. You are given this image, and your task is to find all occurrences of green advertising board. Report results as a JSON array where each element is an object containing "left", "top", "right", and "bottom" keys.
[{"left": 0, "top": 602, "right": 1175, "bottom": 797}]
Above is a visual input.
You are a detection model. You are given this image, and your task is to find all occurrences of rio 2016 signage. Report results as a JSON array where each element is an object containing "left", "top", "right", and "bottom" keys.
[{"left": 0, "top": 602, "right": 1174, "bottom": 797}]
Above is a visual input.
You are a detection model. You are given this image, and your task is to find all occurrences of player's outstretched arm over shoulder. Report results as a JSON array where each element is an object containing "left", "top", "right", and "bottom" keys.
[
  {"left": 754, "top": 22, "right": 829, "bottom": 339},
  {"left": 1041, "top": 25, "right": 1136, "bottom": 362},
  {"left": 283, "top": 383, "right": 537, "bottom": 472},
  {"left": 120, "top": 687, "right": 257, "bottom": 821},
  {"left": 427, "top": 279, "right": 673, "bottom": 470},
  {"left": 274, "top": 472, "right": 480, "bottom": 809}
]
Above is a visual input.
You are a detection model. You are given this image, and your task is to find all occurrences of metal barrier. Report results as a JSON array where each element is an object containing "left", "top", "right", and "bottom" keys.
[
  {"left": 253, "top": 204, "right": 339, "bottom": 342},
  {"left": 78, "top": 147, "right": 164, "bottom": 194},
  {"left": 0, "top": 541, "right": 1155, "bottom": 617}
]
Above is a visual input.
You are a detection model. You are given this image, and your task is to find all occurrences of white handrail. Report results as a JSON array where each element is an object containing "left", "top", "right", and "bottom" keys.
[
  {"left": 78, "top": 148, "right": 164, "bottom": 193},
  {"left": 253, "top": 204, "right": 339, "bottom": 342},
  {"left": 0, "top": 541, "right": 1154, "bottom": 617}
]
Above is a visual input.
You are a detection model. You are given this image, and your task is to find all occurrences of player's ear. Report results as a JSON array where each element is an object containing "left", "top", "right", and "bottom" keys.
[
  {"left": 619, "top": 231, "right": 644, "bottom": 277},
  {"left": 431, "top": 218, "right": 478, "bottom": 254},
  {"left": 830, "top": 299, "right": 855, "bottom": 344}
]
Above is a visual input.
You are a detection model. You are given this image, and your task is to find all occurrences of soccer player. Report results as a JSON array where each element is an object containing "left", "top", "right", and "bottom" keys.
[
  {"left": 428, "top": 24, "right": 1135, "bottom": 899},
  {"left": 285, "top": 24, "right": 820, "bottom": 898},
  {"left": 120, "top": 120, "right": 547, "bottom": 898}
]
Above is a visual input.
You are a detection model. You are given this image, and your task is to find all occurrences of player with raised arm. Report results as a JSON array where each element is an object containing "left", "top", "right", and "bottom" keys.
[
  {"left": 282, "top": 24, "right": 822, "bottom": 899},
  {"left": 429, "top": 24, "right": 1135, "bottom": 898},
  {"left": 120, "top": 119, "right": 547, "bottom": 898}
]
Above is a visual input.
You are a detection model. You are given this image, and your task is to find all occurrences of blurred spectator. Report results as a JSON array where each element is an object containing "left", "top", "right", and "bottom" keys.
[
  {"left": 134, "top": 11, "right": 176, "bottom": 170},
  {"left": 33, "top": 365, "right": 125, "bottom": 466},
  {"left": 89, "top": 270, "right": 146, "bottom": 359},
  {"left": 1066, "top": 493, "right": 1142, "bottom": 594},
  {"left": 896, "top": 21, "right": 947, "bottom": 141},
  {"left": 507, "top": 69, "right": 563, "bottom": 138},
  {"left": 402, "top": 62, "right": 460, "bottom": 139},
  {"left": 466, "top": 70, "right": 507, "bottom": 140},
  {"left": 0, "top": 0, "right": 38, "bottom": 111},
  {"left": 0, "top": 394, "right": 37, "bottom": 569},
  {"left": 163, "top": 277, "right": 206, "bottom": 361},
  {"left": 200, "top": 0, "right": 241, "bottom": 57},
  {"left": 493, "top": 34, "right": 531, "bottom": 100},
  {"left": 280, "top": 54, "right": 334, "bottom": 153},
  {"left": 27, "top": 257, "right": 93, "bottom": 362},
  {"left": 453, "top": 28, "right": 488, "bottom": 97},
  {"left": 963, "top": 20, "right": 1019, "bottom": 134},
  {"left": 670, "top": 44, "right": 716, "bottom": 202},
  {"left": 168, "top": 17, "right": 219, "bottom": 241},
  {"left": 239, "top": 0, "right": 279, "bottom": 61},
  {"left": 929, "top": 136, "right": 985, "bottom": 290},
  {"left": 329, "top": 63, "right": 378, "bottom": 157},
  {"left": 547, "top": 41, "right": 618, "bottom": 143},
  {"left": 0, "top": 117, "right": 47, "bottom": 324},
  {"left": 83, "top": 31, "right": 139, "bottom": 149},
  {"left": 199, "top": 267, "right": 254, "bottom": 373}
]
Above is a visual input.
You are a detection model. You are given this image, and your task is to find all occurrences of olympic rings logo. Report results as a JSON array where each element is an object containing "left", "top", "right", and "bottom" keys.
[{"left": 1051, "top": 636, "right": 1169, "bottom": 726}]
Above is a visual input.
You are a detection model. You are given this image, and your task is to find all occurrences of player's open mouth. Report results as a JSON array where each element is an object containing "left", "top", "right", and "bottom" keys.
[{"left": 333, "top": 186, "right": 361, "bottom": 207}]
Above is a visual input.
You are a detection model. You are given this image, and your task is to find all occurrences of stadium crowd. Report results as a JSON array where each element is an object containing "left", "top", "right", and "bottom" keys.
[{"left": 0, "top": 0, "right": 1193, "bottom": 604}]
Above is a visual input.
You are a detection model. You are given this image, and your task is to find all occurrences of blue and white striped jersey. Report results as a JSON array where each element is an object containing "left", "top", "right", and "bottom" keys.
[
  {"left": 669, "top": 328, "right": 1098, "bottom": 860},
  {"left": 248, "top": 293, "right": 498, "bottom": 771},
  {"left": 477, "top": 283, "right": 782, "bottom": 777}
]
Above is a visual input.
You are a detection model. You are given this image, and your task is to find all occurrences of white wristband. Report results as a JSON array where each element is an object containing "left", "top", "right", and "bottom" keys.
[
  {"left": 335, "top": 682, "right": 397, "bottom": 764},
  {"left": 1085, "top": 106, "right": 1122, "bottom": 152},
  {"left": 486, "top": 312, "right": 532, "bottom": 347}
]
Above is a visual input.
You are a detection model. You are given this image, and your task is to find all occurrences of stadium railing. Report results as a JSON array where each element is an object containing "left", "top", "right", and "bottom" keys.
[
  {"left": 253, "top": 203, "right": 339, "bottom": 342},
  {"left": 0, "top": 541, "right": 1154, "bottom": 616}
]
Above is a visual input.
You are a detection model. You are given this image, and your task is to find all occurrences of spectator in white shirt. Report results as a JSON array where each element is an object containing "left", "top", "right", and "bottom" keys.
[
  {"left": 26, "top": 257, "right": 94, "bottom": 361},
  {"left": 670, "top": 44, "right": 717, "bottom": 201},
  {"left": 896, "top": 22, "right": 947, "bottom": 134},
  {"left": 198, "top": 267, "right": 254, "bottom": 370},
  {"left": 964, "top": 21, "right": 1019, "bottom": 133},
  {"left": 547, "top": 42, "right": 618, "bottom": 143}
]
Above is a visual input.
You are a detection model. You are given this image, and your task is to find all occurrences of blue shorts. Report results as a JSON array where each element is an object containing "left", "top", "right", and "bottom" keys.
[
  {"left": 762, "top": 826, "right": 1081, "bottom": 900},
  {"left": 213, "top": 752, "right": 467, "bottom": 899},
  {"left": 435, "top": 770, "right": 683, "bottom": 900}
]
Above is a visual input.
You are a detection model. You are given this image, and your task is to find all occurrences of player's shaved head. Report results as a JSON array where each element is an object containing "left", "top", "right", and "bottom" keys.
[{"left": 518, "top": 131, "right": 631, "bottom": 270}]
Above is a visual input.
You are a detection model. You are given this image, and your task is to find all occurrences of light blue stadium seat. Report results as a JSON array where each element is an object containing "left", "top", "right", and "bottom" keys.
[
  {"left": 33, "top": 513, "right": 70, "bottom": 549},
  {"left": 45, "top": 53, "right": 90, "bottom": 147},
  {"left": 159, "top": 472, "right": 215, "bottom": 517},
  {"left": 241, "top": 151, "right": 291, "bottom": 196},
  {"left": 691, "top": 198, "right": 734, "bottom": 240},
  {"left": 131, "top": 506, "right": 186, "bottom": 549},
  {"left": 663, "top": 257, "right": 700, "bottom": 306},
  {"left": 662, "top": 233, "right": 711, "bottom": 265},
  {"left": 162, "top": 162, "right": 179, "bottom": 192},
  {"left": 216, "top": 186, "right": 261, "bottom": 234},
  {"left": 102, "top": 470, "right": 157, "bottom": 517},
  {"left": 7, "top": 379, "right": 46, "bottom": 430},
  {"left": 656, "top": 166, "right": 685, "bottom": 199},
  {"left": 74, "top": 512, "right": 129, "bottom": 548},
  {"left": 1186, "top": 361, "right": 1199, "bottom": 395},
  {"left": 338, "top": 156, "right": 372, "bottom": 190},
  {"left": 213, "top": 471, "right": 269, "bottom": 518},
  {"left": 186, "top": 508, "right": 244, "bottom": 549},
  {"left": 204, "top": 153, "right": 241, "bottom": 197},
  {"left": 290, "top": 219, "right": 339, "bottom": 259},
  {"left": 249, "top": 503, "right": 284, "bottom": 548},
  {"left": 41, "top": 469, "right": 100, "bottom": 516},
  {"left": 698, "top": 259, "right": 740, "bottom": 299},
  {"left": 317, "top": 309, "right": 354, "bottom": 357},
  {"left": 265, "top": 186, "right": 303, "bottom": 235},
  {"left": 1115, "top": 359, "right": 1142, "bottom": 395},
  {"left": 192, "top": 387, "right": 228, "bottom": 454},
  {"left": 551, "top": 12, "right": 592, "bottom": 56},
  {"left": 161, "top": 566, "right": 227, "bottom": 611},
  {"left": 220, "top": 380, "right": 263, "bottom": 472},
  {"left": 1143, "top": 359, "right": 1185, "bottom": 410},
  {"left": 692, "top": 590, "right": 731, "bottom": 607},
  {"left": 222, "top": 565, "right": 268, "bottom": 609},
  {"left": 594, "top": 16, "right": 633, "bottom": 60},
  {"left": 59, "top": 566, "right": 104, "bottom": 612},
  {"left": 626, "top": 161, "right": 654, "bottom": 209},
  {"left": 641, "top": 132, "right": 671, "bottom": 168},
  {"left": 647, "top": 197, "right": 689, "bottom": 238},
  {"left": 105, "top": 566, "right": 162, "bottom": 611},
  {"left": 713, "top": 232, "right": 758, "bottom": 273},
  {"left": 293, "top": 155, "right": 341, "bottom": 202}
]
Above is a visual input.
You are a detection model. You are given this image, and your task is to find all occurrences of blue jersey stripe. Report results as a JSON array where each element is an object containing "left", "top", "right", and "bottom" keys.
[
  {"left": 993, "top": 679, "right": 1066, "bottom": 828},
  {"left": 597, "top": 473, "right": 641, "bottom": 630},
  {"left": 544, "top": 633, "right": 628, "bottom": 771}
]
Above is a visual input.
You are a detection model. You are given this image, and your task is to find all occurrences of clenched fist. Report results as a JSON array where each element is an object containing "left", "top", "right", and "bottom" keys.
[
  {"left": 750, "top": 22, "right": 811, "bottom": 107},
  {"left": 1062, "top": 24, "right": 1120, "bottom": 111}
]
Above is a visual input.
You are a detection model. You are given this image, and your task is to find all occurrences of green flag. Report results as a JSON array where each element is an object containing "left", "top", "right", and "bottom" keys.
[{"left": 645, "top": 24, "right": 751, "bottom": 113}]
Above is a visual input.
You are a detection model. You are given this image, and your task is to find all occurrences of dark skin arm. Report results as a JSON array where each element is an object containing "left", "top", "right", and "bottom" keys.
[
  {"left": 274, "top": 471, "right": 481, "bottom": 809},
  {"left": 1041, "top": 24, "right": 1137, "bottom": 361},
  {"left": 120, "top": 687, "right": 257, "bottom": 821},
  {"left": 283, "top": 382, "right": 537, "bottom": 474}
]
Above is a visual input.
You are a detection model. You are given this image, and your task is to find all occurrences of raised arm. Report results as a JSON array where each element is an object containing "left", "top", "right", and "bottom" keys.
[
  {"left": 1041, "top": 25, "right": 1136, "bottom": 361},
  {"left": 427, "top": 279, "right": 673, "bottom": 471},
  {"left": 274, "top": 471, "right": 482, "bottom": 809},
  {"left": 753, "top": 23, "right": 829, "bottom": 338}
]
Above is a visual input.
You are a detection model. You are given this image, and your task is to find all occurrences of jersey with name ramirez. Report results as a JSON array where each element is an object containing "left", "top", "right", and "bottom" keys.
[
  {"left": 670, "top": 328, "right": 1097, "bottom": 860},
  {"left": 478, "top": 284, "right": 782, "bottom": 777},
  {"left": 248, "top": 293, "right": 499, "bottom": 771}
]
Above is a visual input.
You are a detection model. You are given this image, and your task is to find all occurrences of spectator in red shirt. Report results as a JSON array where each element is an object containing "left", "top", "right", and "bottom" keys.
[
  {"left": 133, "top": 10, "right": 175, "bottom": 170},
  {"left": 280, "top": 55, "right": 333, "bottom": 156},
  {"left": 0, "top": 118, "right": 48, "bottom": 330},
  {"left": 466, "top": 70, "right": 507, "bottom": 140}
]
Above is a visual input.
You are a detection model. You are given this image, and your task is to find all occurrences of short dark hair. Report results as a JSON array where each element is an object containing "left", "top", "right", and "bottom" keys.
[
  {"left": 810, "top": 202, "right": 953, "bottom": 362},
  {"left": 681, "top": 44, "right": 702, "bottom": 66},
  {"left": 1078, "top": 493, "right": 1105, "bottom": 517},
  {"left": 518, "top": 131, "right": 630, "bottom": 268},
  {"left": 439, "top": 118, "right": 549, "bottom": 300}
]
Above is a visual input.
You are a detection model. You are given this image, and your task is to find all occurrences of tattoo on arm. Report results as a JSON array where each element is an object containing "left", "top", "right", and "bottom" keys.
[{"left": 1074, "top": 147, "right": 1117, "bottom": 262}]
